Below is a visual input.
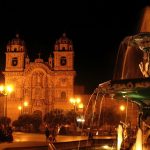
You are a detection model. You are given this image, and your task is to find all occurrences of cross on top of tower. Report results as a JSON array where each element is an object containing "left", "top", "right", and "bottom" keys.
[
  {"left": 16, "top": 33, "right": 19, "bottom": 38},
  {"left": 38, "top": 52, "right": 41, "bottom": 58},
  {"left": 63, "top": 33, "right": 66, "bottom": 37}
]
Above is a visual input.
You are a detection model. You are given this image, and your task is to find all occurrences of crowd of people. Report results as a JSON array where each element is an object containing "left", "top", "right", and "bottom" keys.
[{"left": 0, "top": 125, "right": 13, "bottom": 142}]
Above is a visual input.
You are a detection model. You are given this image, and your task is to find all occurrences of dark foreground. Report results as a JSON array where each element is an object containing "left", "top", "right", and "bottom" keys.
[{"left": 0, "top": 138, "right": 116, "bottom": 150}]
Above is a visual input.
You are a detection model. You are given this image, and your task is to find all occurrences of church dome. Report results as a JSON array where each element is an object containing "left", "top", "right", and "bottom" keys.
[
  {"left": 6, "top": 34, "right": 26, "bottom": 52},
  {"left": 57, "top": 33, "right": 72, "bottom": 44},
  {"left": 54, "top": 33, "right": 73, "bottom": 51},
  {"left": 8, "top": 34, "right": 25, "bottom": 46}
]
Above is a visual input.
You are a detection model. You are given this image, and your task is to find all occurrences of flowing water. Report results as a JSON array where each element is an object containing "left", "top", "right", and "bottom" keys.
[
  {"left": 139, "top": 6, "right": 150, "bottom": 32},
  {"left": 131, "top": 128, "right": 142, "bottom": 150},
  {"left": 117, "top": 125, "right": 123, "bottom": 150},
  {"left": 135, "top": 128, "right": 142, "bottom": 150}
]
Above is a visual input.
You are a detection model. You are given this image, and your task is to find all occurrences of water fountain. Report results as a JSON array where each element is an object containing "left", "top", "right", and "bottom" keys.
[{"left": 93, "top": 6, "right": 150, "bottom": 150}]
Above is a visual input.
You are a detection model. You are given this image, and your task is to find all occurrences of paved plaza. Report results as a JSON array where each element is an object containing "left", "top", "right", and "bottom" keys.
[
  {"left": 13, "top": 132, "right": 88, "bottom": 142},
  {"left": 0, "top": 132, "right": 116, "bottom": 149},
  {"left": 0, "top": 132, "right": 150, "bottom": 150},
  {"left": 0, "top": 132, "right": 88, "bottom": 149}
]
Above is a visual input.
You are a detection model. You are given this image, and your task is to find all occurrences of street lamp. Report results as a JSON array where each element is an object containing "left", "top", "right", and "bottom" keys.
[
  {"left": 78, "top": 103, "right": 84, "bottom": 109},
  {"left": 70, "top": 97, "right": 82, "bottom": 129},
  {"left": 0, "top": 84, "right": 13, "bottom": 127},
  {"left": 69, "top": 97, "right": 81, "bottom": 112},
  {"left": 18, "top": 105, "right": 22, "bottom": 115},
  {"left": 24, "top": 101, "right": 28, "bottom": 107},
  {"left": 120, "top": 105, "right": 125, "bottom": 111},
  {"left": 23, "top": 101, "right": 28, "bottom": 113},
  {"left": 120, "top": 105, "right": 125, "bottom": 121}
]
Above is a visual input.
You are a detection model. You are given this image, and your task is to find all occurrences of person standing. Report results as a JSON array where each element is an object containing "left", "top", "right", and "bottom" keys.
[
  {"left": 52, "top": 126, "right": 57, "bottom": 142},
  {"left": 6, "top": 126, "right": 13, "bottom": 142},
  {"left": 0, "top": 125, "right": 5, "bottom": 142},
  {"left": 88, "top": 130, "right": 93, "bottom": 140},
  {"left": 45, "top": 127, "right": 50, "bottom": 142}
]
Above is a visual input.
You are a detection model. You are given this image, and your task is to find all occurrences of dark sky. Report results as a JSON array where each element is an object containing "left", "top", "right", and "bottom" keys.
[{"left": 0, "top": 0, "right": 149, "bottom": 93}]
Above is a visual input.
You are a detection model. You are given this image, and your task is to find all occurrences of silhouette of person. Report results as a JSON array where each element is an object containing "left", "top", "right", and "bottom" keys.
[
  {"left": 88, "top": 130, "right": 93, "bottom": 140},
  {"left": 51, "top": 127, "right": 57, "bottom": 142},
  {"left": 0, "top": 125, "right": 5, "bottom": 142},
  {"left": 6, "top": 126, "right": 13, "bottom": 142},
  {"left": 45, "top": 127, "right": 50, "bottom": 142}
]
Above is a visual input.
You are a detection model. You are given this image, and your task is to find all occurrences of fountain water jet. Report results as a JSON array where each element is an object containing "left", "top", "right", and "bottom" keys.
[
  {"left": 131, "top": 128, "right": 142, "bottom": 150},
  {"left": 135, "top": 128, "right": 142, "bottom": 150},
  {"left": 117, "top": 124, "right": 123, "bottom": 150},
  {"left": 139, "top": 6, "right": 150, "bottom": 33}
]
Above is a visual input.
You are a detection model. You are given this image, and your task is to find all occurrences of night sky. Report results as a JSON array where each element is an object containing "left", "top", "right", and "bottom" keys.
[{"left": 0, "top": 1, "right": 149, "bottom": 93}]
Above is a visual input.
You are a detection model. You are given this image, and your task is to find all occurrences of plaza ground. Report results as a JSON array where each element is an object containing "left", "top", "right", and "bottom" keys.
[
  {"left": 0, "top": 132, "right": 116, "bottom": 149},
  {"left": 13, "top": 132, "right": 88, "bottom": 142}
]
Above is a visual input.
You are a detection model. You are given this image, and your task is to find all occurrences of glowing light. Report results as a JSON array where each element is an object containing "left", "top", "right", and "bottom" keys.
[
  {"left": 120, "top": 105, "right": 125, "bottom": 111},
  {"left": 70, "top": 98, "right": 75, "bottom": 104},
  {"left": 102, "top": 145, "right": 114, "bottom": 149},
  {"left": 96, "top": 131, "right": 98, "bottom": 135},
  {"left": 18, "top": 106, "right": 22, "bottom": 110},
  {"left": 76, "top": 116, "right": 85, "bottom": 123},
  {"left": 6, "top": 85, "right": 13, "bottom": 93},
  {"left": 24, "top": 101, "right": 28, "bottom": 107},
  {"left": 76, "top": 98, "right": 81, "bottom": 103},
  {"left": 121, "top": 91, "right": 127, "bottom": 94},
  {"left": 78, "top": 103, "right": 83, "bottom": 109},
  {"left": 70, "top": 97, "right": 81, "bottom": 105},
  {"left": 0, "top": 85, "right": 4, "bottom": 92},
  {"left": 0, "top": 84, "right": 13, "bottom": 95}
]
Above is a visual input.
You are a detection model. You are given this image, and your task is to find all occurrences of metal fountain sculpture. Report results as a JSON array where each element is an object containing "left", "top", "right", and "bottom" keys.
[
  {"left": 94, "top": 7, "right": 150, "bottom": 149},
  {"left": 95, "top": 33, "right": 150, "bottom": 150},
  {"left": 78, "top": 7, "right": 150, "bottom": 150}
]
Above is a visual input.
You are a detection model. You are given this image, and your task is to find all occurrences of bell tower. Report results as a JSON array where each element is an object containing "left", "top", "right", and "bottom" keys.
[
  {"left": 54, "top": 33, "right": 74, "bottom": 70},
  {"left": 5, "top": 34, "right": 26, "bottom": 72},
  {"left": 53, "top": 33, "right": 75, "bottom": 107}
]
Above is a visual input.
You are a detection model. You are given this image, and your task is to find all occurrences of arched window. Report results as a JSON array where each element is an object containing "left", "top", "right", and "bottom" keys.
[
  {"left": 60, "top": 56, "right": 67, "bottom": 66},
  {"left": 12, "top": 57, "right": 18, "bottom": 66},
  {"left": 61, "top": 91, "right": 66, "bottom": 99}
]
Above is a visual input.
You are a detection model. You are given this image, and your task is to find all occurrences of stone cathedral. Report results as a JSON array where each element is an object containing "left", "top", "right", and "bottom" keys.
[{"left": 2, "top": 33, "right": 76, "bottom": 121}]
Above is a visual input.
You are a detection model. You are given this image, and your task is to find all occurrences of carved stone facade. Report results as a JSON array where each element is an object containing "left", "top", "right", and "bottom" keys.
[{"left": 3, "top": 33, "right": 76, "bottom": 121}]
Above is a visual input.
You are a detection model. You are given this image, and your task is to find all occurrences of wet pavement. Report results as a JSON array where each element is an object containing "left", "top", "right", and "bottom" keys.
[{"left": 13, "top": 132, "right": 88, "bottom": 142}]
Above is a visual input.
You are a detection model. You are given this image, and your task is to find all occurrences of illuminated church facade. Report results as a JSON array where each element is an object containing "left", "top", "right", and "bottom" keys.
[{"left": 2, "top": 33, "right": 76, "bottom": 121}]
